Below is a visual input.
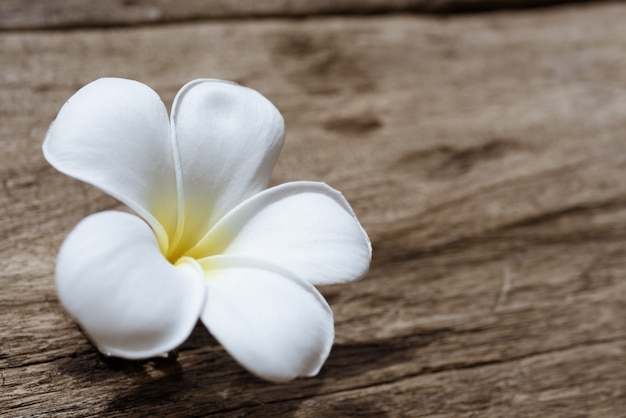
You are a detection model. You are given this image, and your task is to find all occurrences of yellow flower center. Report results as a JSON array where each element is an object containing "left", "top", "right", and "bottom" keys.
[{"left": 161, "top": 220, "right": 232, "bottom": 269}]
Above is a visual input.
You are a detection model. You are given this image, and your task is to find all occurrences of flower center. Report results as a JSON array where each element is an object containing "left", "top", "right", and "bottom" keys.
[{"left": 162, "top": 223, "right": 231, "bottom": 268}]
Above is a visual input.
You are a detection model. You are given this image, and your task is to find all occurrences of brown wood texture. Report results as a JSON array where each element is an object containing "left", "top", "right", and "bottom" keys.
[
  {"left": 2, "top": 2, "right": 626, "bottom": 417},
  {"left": 0, "top": 0, "right": 599, "bottom": 29}
]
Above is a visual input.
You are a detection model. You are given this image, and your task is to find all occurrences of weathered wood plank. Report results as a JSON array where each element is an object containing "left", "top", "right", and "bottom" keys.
[
  {"left": 215, "top": 340, "right": 626, "bottom": 417},
  {"left": 1, "top": 2, "right": 625, "bottom": 416},
  {"left": 0, "top": 0, "right": 599, "bottom": 30}
]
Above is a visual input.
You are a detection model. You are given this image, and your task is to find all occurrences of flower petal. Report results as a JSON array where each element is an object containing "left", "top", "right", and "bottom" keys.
[
  {"left": 43, "top": 78, "right": 177, "bottom": 252},
  {"left": 188, "top": 181, "right": 371, "bottom": 285},
  {"left": 169, "top": 79, "right": 284, "bottom": 255},
  {"left": 199, "top": 256, "right": 334, "bottom": 383},
  {"left": 55, "top": 211, "right": 206, "bottom": 359}
]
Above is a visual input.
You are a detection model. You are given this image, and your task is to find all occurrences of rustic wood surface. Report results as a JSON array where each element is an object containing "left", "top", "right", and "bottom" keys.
[
  {"left": 1, "top": 1, "right": 626, "bottom": 416},
  {"left": 0, "top": 0, "right": 599, "bottom": 29}
]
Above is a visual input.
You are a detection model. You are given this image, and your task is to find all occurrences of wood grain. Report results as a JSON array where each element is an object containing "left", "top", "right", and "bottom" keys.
[
  {"left": 1, "top": 2, "right": 626, "bottom": 416},
  {"left": 0, "top": 0, "right": 599, "bottom": 30}
]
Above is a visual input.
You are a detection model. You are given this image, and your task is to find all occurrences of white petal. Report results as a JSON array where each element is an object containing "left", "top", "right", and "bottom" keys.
[
  {"left": 188, "top": 182, "right": 371, "bottom": 285},
  {"left": 56, "top": 211, "right": 206, "bottom": 359},
  {"left": 43, "top": 78, "right": 178, "bottom": 251},
  {"left": 169, "top": 79, "right": 284, "bottom": 255},
  {"left": 199, "top": 256, "right": 334, "bottom": 383}
]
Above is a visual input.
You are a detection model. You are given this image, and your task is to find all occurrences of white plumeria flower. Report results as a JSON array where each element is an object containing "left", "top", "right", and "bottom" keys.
[{"left": 43, "top": 78, "right": 371, "bottom": 383}]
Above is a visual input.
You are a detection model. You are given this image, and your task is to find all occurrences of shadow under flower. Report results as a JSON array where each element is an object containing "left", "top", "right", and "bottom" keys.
[
  {"left": 55, "top": 323, "right": 317, "bottom": 415},
  {"left": 57, "top": 321, "right": 412, "bottom": 416}
]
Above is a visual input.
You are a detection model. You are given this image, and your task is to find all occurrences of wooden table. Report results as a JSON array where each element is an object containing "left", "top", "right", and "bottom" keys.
[{"left": 1, "top": 1, "right": 625, "bottom": 416}]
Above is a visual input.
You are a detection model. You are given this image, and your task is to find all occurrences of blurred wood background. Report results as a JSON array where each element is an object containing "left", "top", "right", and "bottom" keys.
[{"left": 1, "top": 1, "right": 625, "bottom": 416}]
